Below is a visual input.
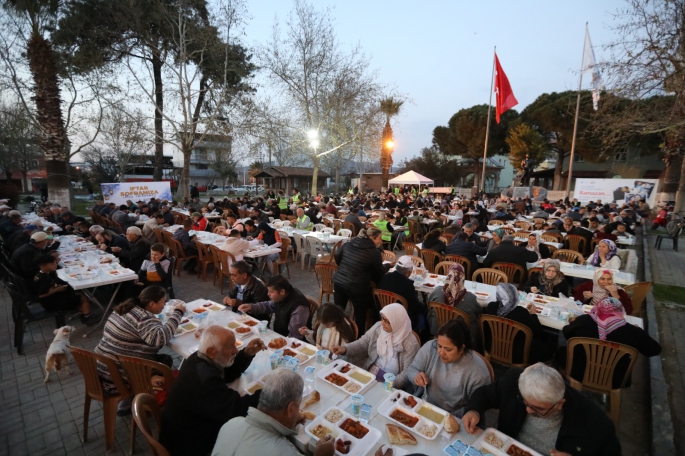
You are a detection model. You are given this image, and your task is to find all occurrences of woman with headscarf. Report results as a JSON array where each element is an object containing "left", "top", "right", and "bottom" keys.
[
  {"left": 330, "top": 303, "right": 420, "bottom": 388},
  {"left": 560, "top": 297, "right": 661, "bottom": 388},
  {"left": 484, "top": 283, "right": 554, "bottom": 364},
  {"left": 521, "top": 232, "right": 551, "bottom": 260},
  {"left": 523, "top": 260, "right": 568, "bottom": 297},
  {"left": 585, "top": 239, "right": 621, "bottom": 269},
  {"left": 573, "top": 268, "right": 633, "bottom": 314},
  {"left": 427, "top": 264, "right": 482, "bottom": 344},
  {"left": 256, "top": 221, "right": 282, "bottom": 272},
  {"left": 405, "top": 319, "right": 491, "bottom": 417},
  {"left": 487, "top": 228, "right": 505, "bottom": 252}
]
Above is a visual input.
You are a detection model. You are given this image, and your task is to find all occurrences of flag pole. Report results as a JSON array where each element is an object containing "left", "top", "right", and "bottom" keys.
[
  {"left": 481, "top": 46, "right": 496, "bottom": 194},
  {"left": 566, "top": 23, "right": 587, "bottom": 200}
]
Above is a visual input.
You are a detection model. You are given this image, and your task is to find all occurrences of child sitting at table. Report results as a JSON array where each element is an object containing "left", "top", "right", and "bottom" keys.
[
  {"left": 136, "top": 243, "right": 171, "bottom": 288},
  {"left": 298, "top": 303, "right": 355, "bottom": 349},
  {"left": 34, "top": 254, "right": 97, "bottom": 325}
]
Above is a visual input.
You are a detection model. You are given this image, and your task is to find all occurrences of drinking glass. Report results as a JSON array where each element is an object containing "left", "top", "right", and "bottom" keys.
[{"left": 360, "top": 404, "right": 372, "bottom": 423}]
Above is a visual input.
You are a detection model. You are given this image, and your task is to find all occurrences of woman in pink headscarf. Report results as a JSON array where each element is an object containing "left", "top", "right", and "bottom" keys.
[
  {"left": 561, "top": 297, "right": 661, "bottom": 388},
  {"left": 573, "top": 268, "right": 633, "bottom": 314}
]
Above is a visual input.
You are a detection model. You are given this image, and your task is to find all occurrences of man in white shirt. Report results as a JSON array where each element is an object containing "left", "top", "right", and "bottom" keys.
[{"left": 220, "top": 229, "right": 259, "bottom": 262}]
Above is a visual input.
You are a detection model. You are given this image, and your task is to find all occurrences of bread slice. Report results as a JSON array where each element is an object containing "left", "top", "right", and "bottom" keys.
[
  {"left": 303, "top": 390, "right": 320, "bottom": 408},
  {"left": 386, "top": 424, "right": 417, "bottom": 445},
  {"left": 444, "top": 414, "right": 460, "bottom": 434},
  {"left": 301, "top": 411, "right": 316, "bottom": 421}
]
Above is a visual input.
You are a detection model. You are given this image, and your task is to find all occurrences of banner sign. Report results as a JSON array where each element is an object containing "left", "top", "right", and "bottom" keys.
[
  {"left": 100, "top": 182, "right": 172, "bottom": 206},
  {"left": 574, "top": 178, "right": 659, "bottom": 206}
]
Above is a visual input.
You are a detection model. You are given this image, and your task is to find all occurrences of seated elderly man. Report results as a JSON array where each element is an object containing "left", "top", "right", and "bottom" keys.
[
  {"left": 462, "top": 363, "right": 621, "bottom": 456},
  {"left": 377, "top": 255, "right": 427, "bottom": 332},
  {"left": 111, "top": 226, "right": 150, "bottom": 272},
  {"left": 142, "top": 212, "right": 166, "bottom": 242},
  {"left": 88, "top": 224, "right": 105, "bottom": 245},
  {"left": 223, "top": 260, "right": 268, "bottom": 312},
  {"left": 160, "top": 325, "right": 266, "bottom": 456},
  {"left": 212, "top": 369, "right": 335, "bottom": 456},
  {"left": 294, "top": 207, "right": 313, "bottom": 231}
]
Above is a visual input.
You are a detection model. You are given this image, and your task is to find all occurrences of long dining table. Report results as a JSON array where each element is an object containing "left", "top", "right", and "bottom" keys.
[{"left": 167, "top": 299, "right": 487, "bottom": 455}]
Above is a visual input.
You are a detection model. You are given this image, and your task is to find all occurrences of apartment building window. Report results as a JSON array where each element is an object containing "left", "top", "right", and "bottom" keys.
[
  {"left": 573, "top": 155, "right": 585, "bottom": 163},
  {"left": 614, "top": 150, "right": 627, "bottom": 162}
]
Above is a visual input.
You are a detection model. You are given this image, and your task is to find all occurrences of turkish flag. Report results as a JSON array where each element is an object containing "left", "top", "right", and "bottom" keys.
[{"left": 494, "top": 53, "right": 518, "bottom": 123}]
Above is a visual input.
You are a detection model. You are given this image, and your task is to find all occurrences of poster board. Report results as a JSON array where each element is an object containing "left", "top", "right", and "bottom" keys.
[
  {"left": 574, "top": 178, "right": 659, "bottom": 206},
  {"left": 100, "top": 182, "right": 172, "bottom": 206}
]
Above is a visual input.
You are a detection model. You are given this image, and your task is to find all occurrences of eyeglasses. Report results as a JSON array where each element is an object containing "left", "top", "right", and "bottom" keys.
[{"left": 521, "top": 398, "right": 560, "bottom": 417}]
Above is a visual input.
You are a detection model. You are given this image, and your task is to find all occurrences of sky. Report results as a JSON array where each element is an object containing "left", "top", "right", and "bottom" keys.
[{"left": 242, "top": 0, "right": 626, "bottom": 164}]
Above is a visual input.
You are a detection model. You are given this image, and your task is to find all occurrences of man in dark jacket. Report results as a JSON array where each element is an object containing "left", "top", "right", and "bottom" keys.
[
  {"left": 238, "top": 275, "right": 310, "bottom": 340},
  {"left": 111, "top": 226, "right": 151, "bottom": 272},
  {"left": 462, "top": 363, "right": 621, "bottom": 456},
  {"left": 445, "top": 232, "right": 488, "bottom": 273},
  {"left": 344, "top": 208, "right": 364, "bottom": 235},
  {"left": 377, "top": 256, "right": 427, "bottom": 332},
  {"left": 59, "top": 211, "right": 86, "bottom": 234},
  {"left": 482, "top": 235, "right": 538, "bottom": 283},
  {"left": 160, "top": 326, "right": 265, "bottom": 456},
  {"left": 7, "top": 224, "right": 39, "bottom": 254},
  {"left": 12, "top": 232, "right": 60, "bottom": 285},
  {"left": 173, "top": 219, "right": 198, "bottom": 272},
  {"left": 161, "top": 205, "right": 175, "bottom": 226},
  {"left": 223, "top": 260, "right": 269, "bottom": 318},
  {"left": 0, "top": 210, "right": 23, "bottom": 242}
]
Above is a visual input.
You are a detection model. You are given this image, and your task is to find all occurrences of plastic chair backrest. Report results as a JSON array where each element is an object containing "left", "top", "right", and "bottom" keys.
[
  {"left": 428, "top": 301, "right": 471, "bottom": 327},
  {"left": 381, "top": 250, "right": 396, "bottom": 263},
  {"left": 314, "top": 264, "right": 336, "bottom": 294},
  {"left": 443, "top": 255, "right": 471, "bottom": 278},
  {"left": 623, "top": 282, "right": 652, "bottom": 316},
  {"left": 373, "top": 289, "right": 409, "bottom": 311},
  {"left": 337, "top": 229, "right": 352, "bottom": 238},
  {"left": 70, "top": 346, "right": 131, "bottom": 401},
  {"left": 342, "top": 222, "right": 357, "bottom": 237},
  {"left": 472, "top": 268, "right": 507, "bottom": 286},
  {"left": 552, "top": 249, "right": 584, "bottom": 264},
  {"left": 408, "top": 255, "right": 424, "bottom": 268},
  {"left": 472, "top": 350, "right": 495, "bottom": 383},
  {"left": 131, "top": 393, "right": 170, "bottom": 456},
  {"left": 118, "top": 356, "right": 175, "bottom": 396},
  {"left": 402, "top": 242, "right": 418, "bottom": 257},
  {"left": 479, "top": 314, "right": 533, "bottom": 368},
  {"left": 492, "top": 262, "right": 526, "bottom": 287},
  {"left": 566, "top": 234, "right": 586, "bottom": 253},
  {"left": 420, "top": 249, "right": 442, "bottom": 273},
  {"left": 565, "top": 337, "right": 639, "bottom": 392}
]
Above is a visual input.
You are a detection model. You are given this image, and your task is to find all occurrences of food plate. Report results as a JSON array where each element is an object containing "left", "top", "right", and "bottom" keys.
[
  {"left": 471, "top": 428, "right": 543, "bottom": 456},
  {"left": 175, "top": 319, "right": 199, "bottom": 336},
  {"left": 268, "top": 337, "right": 318, "bottom": 364},
  {"left": 184, "top": 299, "right": 226, "bottom": 313},
  {"left": 378, "top": 390, "right": 448, "bottom": 441},
  {"left": 525, "top": 293, "right": 558, "bottom": 304},
  {"left": 305, "top": 406, "right": 381, "bottom": 456},
  {"left": 227, "top": 320, "right": 255, "bottom": 339},
  {"left": 106, "top": 268, "right": 135, "bottom": 276},
  {"left": 473, "top": 291, "right": 491, "bottom": 302},
  {"left": 316, "top": 361, "right": 375, "bottom": 396}
]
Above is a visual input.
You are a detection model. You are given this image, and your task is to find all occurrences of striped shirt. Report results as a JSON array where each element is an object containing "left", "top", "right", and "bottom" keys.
[{"left": 95, "top": 306, "right": 182, "bottom": 387}]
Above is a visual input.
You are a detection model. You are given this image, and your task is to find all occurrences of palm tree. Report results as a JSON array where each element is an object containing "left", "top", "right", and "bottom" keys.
[
  {"left": 3, "top": 0, "right": 71, "bottom": 205},
  {"left": 379, "top": 97, "right": 403, "bottom": 188}
]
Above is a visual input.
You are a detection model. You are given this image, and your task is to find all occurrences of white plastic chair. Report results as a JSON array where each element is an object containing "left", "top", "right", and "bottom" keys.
[
  {"left": 273, "top": 221, "right": 284, "bottom": 228},
  {"left": 292, "top": 233, "right": 309, "bottom": 269},
  {"left": 312, "top": 224, "right": 326, "bottom": 232},
  {"left": 268, "top": 217, "right": 274, "bottom": 223},
  {"left": 322, "top": 227, "right": 334, "bottom": 234},
  {"left": 281, "top": 221, "right": 291, "bottom": 227},
  {"left": 306, "top": 237, "right": 326, "bottom": 271},
  {"left": 336, "top": 229, "right": 352, "bottom": 238}
]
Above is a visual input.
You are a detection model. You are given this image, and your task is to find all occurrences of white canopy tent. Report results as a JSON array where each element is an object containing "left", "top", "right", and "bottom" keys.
[{"left": 387, "top": 170, "right": 434, "bottom": 186}]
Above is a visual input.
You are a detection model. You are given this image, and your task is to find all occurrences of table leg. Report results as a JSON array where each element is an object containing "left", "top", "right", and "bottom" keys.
[{"left": 82, "top": 282, "right": 123, "bottom": 338}]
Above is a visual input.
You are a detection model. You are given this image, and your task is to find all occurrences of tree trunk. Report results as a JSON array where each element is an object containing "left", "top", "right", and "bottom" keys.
[
  {"left": 311, "top": 160, "right": 319, "bottom": 195},
  {"left": 674, "top": 154, "right": 685, "bottom": 215},
  {"left": 181, "top": 145, "right": 191, "bottom": 200},
  {"left": 335, "top": 168, "right": 340, "bottom": 193},
  {"left": 26, "top": 34, "right": 71, "bottom": 207},
  {"left": 553, "top": 150, "right": 564, "bottom": 191},
  {"left": 21, "top": 172, "right": 29, "bottom": 193},
  {"left": 152, "top": 50, "right": 164, "bottom": 182}
]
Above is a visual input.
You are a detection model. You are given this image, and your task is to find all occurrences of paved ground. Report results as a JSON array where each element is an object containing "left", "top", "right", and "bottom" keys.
[
  {"left": 647, "top": 233, "right": 685, "bottom": 455},
  {"left": 0, "top": 242, "right": 653, "bottom": 455}
]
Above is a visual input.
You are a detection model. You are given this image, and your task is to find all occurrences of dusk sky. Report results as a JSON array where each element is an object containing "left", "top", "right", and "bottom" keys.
[{"left": 243, "top": 0, "right": 626, "bottom": 164}]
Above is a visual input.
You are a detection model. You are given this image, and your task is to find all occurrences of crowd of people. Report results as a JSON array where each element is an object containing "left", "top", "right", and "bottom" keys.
[{"left": 0, "top": 185, "right": 667, "bottom": 456}]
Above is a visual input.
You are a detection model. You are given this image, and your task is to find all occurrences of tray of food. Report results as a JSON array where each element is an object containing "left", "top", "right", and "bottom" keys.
[
  {"left": 62, "top": 259, "right": 84, "bottom": 266},
  {"left": 185, "top": 299, "right": 227, "bottom": 313},
  {"left": 227, "top": 320, "right": 255, "bottom": 339},
  {"left": 305, "top": 406, "right": 381, "bottom": 456},
  {"left": 378, "top": 390, "right": 458, "bottom": 441},
  {"left": 267, "top": 337, "right": 318, "bottom": 364},
  {"left": 473, "top": 291, "right": 491, "bottom": 302},
  {"left": 470, "top": 428, "right": 542, "bottom": 456},
  {"left": 525, "top": 293, "right": 551, "bottom": 305},
  {"left": 105, "top": 268, "right": 135, "bottom": 276},
  {"left": 175, "top": 318, "right": 199, "bottom": 336},
  {"left": 316, "top": 361, "right": 376, "bottom": 395}
]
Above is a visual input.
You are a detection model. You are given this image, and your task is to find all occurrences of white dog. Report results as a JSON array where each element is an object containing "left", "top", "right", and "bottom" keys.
[{"left": 44, "top": 326, "right": 75, "bottom": 383}]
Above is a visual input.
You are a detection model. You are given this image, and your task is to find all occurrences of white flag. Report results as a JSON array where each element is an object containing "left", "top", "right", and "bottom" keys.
[{"left": 581, "top": 25, "right": 602, "bottom": 110}]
